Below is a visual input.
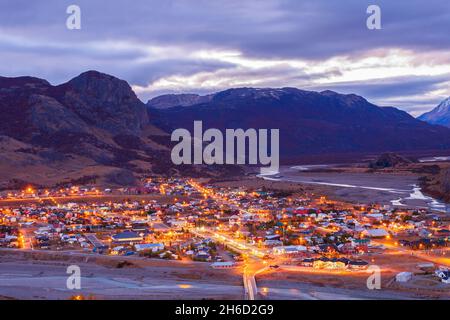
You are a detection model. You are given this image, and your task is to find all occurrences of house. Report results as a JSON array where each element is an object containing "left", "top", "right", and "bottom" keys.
[
  {"left": 110, "top": 246, "right": 126, "bottom": 255},
  {"left": 418, "top": 228, "right": 432, "bottom": 238},
  {"left": 294, "top": 208, "right": 309, "bottom": 215},
  {"left": 417, "top": 263, "right": 434, "bottom": 272},
  {"left": 347, "top": 260, "right": 369, "bottom": 270},
  {"left": 112, "top": 231, "right": 143, "bottom": 244},
  {"left": 338, "top": 243, "right": 355, "bottom": 254},
  {"left": 435, "top": 229, "right": 450, "bottom": 237},
  {"left": 298, "top": 258, "right": 315, "bottom": 267},
  {"left": 364, "top": 213, "right": 384, "bottom": 222},
  {"left": 317, "top": 244, "right": 338, "bottom": 254},
  {"left": 264, "top": 239, "right": 283, "bottom": 247},
  {"left": 265, "top": 234, "right": 281, "bottom": 241},
  {"left": 168, "top": 219, "right": 187, "bottom": 229},
  {"left": 313, "top": 257, "right": 346, "bottom": 270},
  {"left": 135, "top": 243, "right": 164, "bottom": 252},
  {"left": 159, "top": 251, "right": 178, "bottom": 259},
  {"left": 361, "top": 228, "right": 389, "bottom": 238},
  {"left": 194, "top": 250, "right": 211, "bottom": 261},
  {"left": 435, "top": 269, "right": 450, "bottom": 284},
  {"left": 228, "top": 215, "right": 239, "bottom": 226},
  {"left": 351, "top": 238, "right": 370, "bottom": 247},
  {"left": 240, "top": 213, "right": 255, "bottom": 222},
  {"left": 272, "top": 245, "right": 307, "bottom": 255}
]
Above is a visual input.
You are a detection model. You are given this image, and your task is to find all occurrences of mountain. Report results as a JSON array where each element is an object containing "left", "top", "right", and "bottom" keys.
[
  {"left": 0, "top": 71, "right": 150, "bottom": 144},
  {"left": 0, "top": 71, "right": 235, "bottom": 190},
  {"left": 418, "top": 97, "right": 450, "bottom": 128},
  {"left": 148, "top": 88, "right": 450, "bottom": 160}
]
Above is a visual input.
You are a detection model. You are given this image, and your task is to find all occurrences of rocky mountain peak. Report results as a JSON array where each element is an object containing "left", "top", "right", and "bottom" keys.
[
  {"left": 418, "top": 97, "right": 450, "bottom": 128},
  {"left": 56, "top": 71, "right": 149, "bottom": 134}
]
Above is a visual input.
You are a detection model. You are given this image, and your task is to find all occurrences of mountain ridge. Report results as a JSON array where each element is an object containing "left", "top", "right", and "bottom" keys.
[{"left": 148, "top": 87, "right": 450, "bottom": 158}]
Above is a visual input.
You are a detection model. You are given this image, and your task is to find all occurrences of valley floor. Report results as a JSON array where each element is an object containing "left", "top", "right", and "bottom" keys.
[{"left": 0, "top": 250, "right": 243, "bottom": 300}]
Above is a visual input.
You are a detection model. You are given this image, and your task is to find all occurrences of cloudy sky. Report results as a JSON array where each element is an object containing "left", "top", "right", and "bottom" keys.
[{"left": 0, "top": 0, "right": 449, "bottom": 115}]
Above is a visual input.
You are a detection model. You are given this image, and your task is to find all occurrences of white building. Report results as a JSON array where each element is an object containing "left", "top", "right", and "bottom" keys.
[
  {"left": 396, "top": 272, "right": 413, "bottom": 282},
  {"left": 272, "top": 245, "right": 307, "bottom": 255},
  {"left": 134, "top": 243, "right": 165, "bottom": 252},
  {"left": 362, "top": 228, "right": 389, "bottom": 238}
]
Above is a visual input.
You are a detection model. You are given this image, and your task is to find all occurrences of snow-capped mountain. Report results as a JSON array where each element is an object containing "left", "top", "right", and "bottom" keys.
[{"left": 419, "top": 97, "right": 450, "bottom": 127}]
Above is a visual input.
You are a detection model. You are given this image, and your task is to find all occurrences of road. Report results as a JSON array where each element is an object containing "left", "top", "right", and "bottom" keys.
[
  {"left": 191, "top": 226, "right": 272, "bottom": 300},
  {"left": 18, "top": 227, "right": 34, "bottom": 250},
  {"left": 243, "top": 272, "right": 256, "bottom": 300},
  {"left": 188, "top": 180, "right": 253, "bottom": 215},
  {"left": 0, "top": 193, "right": 189, "bottom": 207}
]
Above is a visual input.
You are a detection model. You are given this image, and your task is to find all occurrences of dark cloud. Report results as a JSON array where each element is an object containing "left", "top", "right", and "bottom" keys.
[
  {"left": 309, "top": 75, "right": 450, "bottom": 115},
  {"left": 2, "top": 0, "right": 449, "bottom": 59},
  {"left": 0, "top": 0, "right": 449, "bottom": 114}
]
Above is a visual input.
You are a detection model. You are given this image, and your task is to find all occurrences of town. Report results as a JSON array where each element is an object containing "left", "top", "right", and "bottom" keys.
[{"left": 0, "top": 176, "right": 449, "bottom": 299}]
